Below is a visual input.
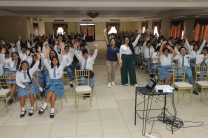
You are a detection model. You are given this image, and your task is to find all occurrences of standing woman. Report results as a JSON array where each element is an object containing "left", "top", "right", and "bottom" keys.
[
  {"left": 104, "top": 28, "right": 122, "bottom": 88},
  {"left": 120, "top": 31, "right": 141, "bottom": 86},
  {"left": 16, "top": 54, "right": 41, "bottom": 117},
  {"left": 38, "top": 42, "right": 66, "bottom": 118}
]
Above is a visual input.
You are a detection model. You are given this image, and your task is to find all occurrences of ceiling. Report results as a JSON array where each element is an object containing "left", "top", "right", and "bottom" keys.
[{"left": 0, "top": 0, "right": 208, "bottom": 22}]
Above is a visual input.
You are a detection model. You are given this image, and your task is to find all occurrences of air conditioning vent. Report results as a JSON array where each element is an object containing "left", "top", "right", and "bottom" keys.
[
  {"left": 82, "top": 19, "right": 92, "bottom": 22},
  {"left": 54, "top": 20, "right": 64, "bottom": 22},
  {"left": 110, "top": 19, "right": 120, "bottom": 21}
]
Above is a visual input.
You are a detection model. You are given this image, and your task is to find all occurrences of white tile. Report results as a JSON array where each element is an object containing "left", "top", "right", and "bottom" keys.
[
  {"left": 4, "top": 114, "right": 32, "bottom": 126},
  {"left": 0, "top": 125, "right": 27, "bottom": 138},
  {"left": 101, "top": 119, "right": 128, "bottom": 133},
  {"left": 21, "top": 124, "right": 52, "bottom": 138},
  {"left": 29, "top": 112, "right": 54, "bottom": 125},
  {"left": 97, "top": 100, "right": 118, "bottom": 109},
  {"left": 116, "top": 99, "right": 135, "bottom": 109},
  {"left": 77, "top": 121, "right": 103, "bottom": 136},
  {"left": 104, "top": 132, "right": 131, "bottom": 138},
  {"left": 77, "top": 134, "right": 103, "bottom": 138},
  {"left": 49, "top": 122, "right": 76, "bottom": 137},
  {"left": 99, "top": 108, "right": 122, "bottom": 120},
  {"left": 78, "top": 110, "right": 100, "bottom": 121},
  {"left": 53, "top": 111, "right": 77, "bottom": 124}
]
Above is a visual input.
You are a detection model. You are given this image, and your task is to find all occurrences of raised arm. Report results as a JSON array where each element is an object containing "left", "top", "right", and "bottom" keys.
[
  {"left": 44, "top": 46, "right": 50, "bottom": 70},
  {"left": 132, "top": 32, "right": 141, "bottom": 47},
  {"left": 16, "top": 35, "right": 22, "bottom": 53},
  {"left": 167, "top": 45, "right": 177, "bottom": 58},
  {"left": 91, "top": 42, "right": 98, "bottom": 62},
  {"left": 30, "top": 54, "right": 40, "bottom": 74},
  {"left": 0, "top": 48, "right": 9, "bottom": 64},
  {"left": 158, "top": 41, "right": 166, "bottom": 57},
  {"left": 189, "top": 45, "right": 196, "bottom": 59},
  {"left": 198, "top": 39, "right": 207, "bottom": 54},
  {"left": 74, "top": 42, "right": 83, "bottom": 62},
  {"left": 104, "top": 28, "right": 109, "bottom": 46}
]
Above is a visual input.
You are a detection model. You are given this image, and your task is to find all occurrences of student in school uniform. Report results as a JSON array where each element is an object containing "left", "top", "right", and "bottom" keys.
[
  {"left": 158, "top": 42, "right": 177, "bottom": 84},
  {"left": 64, "top": 45, "right": 74, "bottom": 87},
  {"left": 196, "top": 47, "right": 208, "bottom": 80},
  {"left": 152, "top": 46, "right": 161, "bottom": 80},
  {"left": 3, "top": 51, "right": 11, "bottom": 73},
  {"left": 173, "top": 46, "right": 198, "bottom": 95},
  {"left": 74, "top": 42, "right": 98, "bottom": 88},
  {"left": 120, "top": 31, "right": 141, "bottom": 86},
  {"left": 143, "top": 37, "right": 155, "bottom": 75},
  {"left": 38, "top": 42, "right": 66, "bottom": 118},
  {"left": 16, "top": 54, "right": 41, "bottom": 117},
  {"left": 104, "top": 28, "right": 121, "bottom": 88},
  {"left": 1, "top": 49, "right": 26, "bottom": 103},
  {"left": 134, "top": 41, "right": 144, "bottom": 69}
]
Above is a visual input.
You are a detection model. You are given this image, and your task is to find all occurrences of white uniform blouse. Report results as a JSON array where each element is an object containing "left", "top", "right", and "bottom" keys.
[{"left": 160, "top": 54, "right": 173, "bottom": 66}]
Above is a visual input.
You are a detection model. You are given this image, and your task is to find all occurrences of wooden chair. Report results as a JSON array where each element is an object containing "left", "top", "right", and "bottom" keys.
[
  {"left": 195, "top": 66, "right": 208, "bottom": 102},
  {"left": 172, "top": 67, "right": 193, "bottom": 103},
  {"left": 0, "top": 72, "right": 16, "bottom": 112},
  {"left": 75, "top": 69, "right": 92, "bottom": 109}
]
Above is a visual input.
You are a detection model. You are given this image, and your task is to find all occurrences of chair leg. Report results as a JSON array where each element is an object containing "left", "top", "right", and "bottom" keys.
[
  {"left": 35, "top": 95, "right": 38, "bottom": 111},
  {"left": 39, "top": 95, "right": 43, "bottom": 104},
  {"left": 11, "top": 94, "right": 16, "bottom": 105},
  {"left": 60, "top": 98, "right": 63, "bottom": 110},
  {"left": 75, "top": 93, "right": 78, "bottom": 109},
  {"left": 64, "top": 92, "right": 67, "bottom": 103},
  {"left": 5, "top": 96, "right": 8, "bottom": 112},
  {"left": 90, "top": 92, "right": 92, "bottom": 108},
  {"left": 177, "top": 90, "right": 180, "bottom": 104},
  {"left": 200, "top": 89, "right": 203, "bottom": 102},
  {"left": 190, "top": 89, "right": 193, "bottom": 103}
]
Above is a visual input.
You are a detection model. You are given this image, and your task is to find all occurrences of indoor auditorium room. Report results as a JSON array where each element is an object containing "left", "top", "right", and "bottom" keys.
[{"left": 0, "top": 0, "right": 208, "bottom": 138}]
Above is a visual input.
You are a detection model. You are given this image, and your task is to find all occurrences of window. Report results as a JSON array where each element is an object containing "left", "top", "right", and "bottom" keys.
[
  {"left": 142, "top": 26, "right": 146, "bottom": 33},
  {"left": 181, "top": 30, "right": 184, "bottom": 39},
  {"left": 57, "top": 27, "right": 64, "bottom": 35},
  {"left": 108, "top": 26, "right": 117, "bottom": 34},
  {"left": 153, "top": 26, "right": 159, "bottom": 37}
]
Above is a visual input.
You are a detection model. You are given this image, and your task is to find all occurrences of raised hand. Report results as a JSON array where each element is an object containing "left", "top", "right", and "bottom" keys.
[
  {"left": 93, "top": 41, "right": 98, "bottom": 49},
  {"left": 73, "top": 42, "right": 78, "bottom": 50},
  {"left": 55, "top": 40, "right": 58, "bottom": 45},
  {"left": 190, "top": 45, "right": 193, "bottom": 51},
  {"left": 43, "top": 41, "right": 48, "bottom": 47},
  {"left": 146, "top": 37, "right": 150, "bottom": 42},
  {"left": 46, "top": 46, "right": 50, "bottom": 54},
  {"left": 37, "top": 46, "right": 42, "bottom": 53},
  {"left": 26, "top": 49, "right": 30, "bottom": 56},
  {"left": 166, "top": 46, "right": 172, "bottom": 50},
  {"left": 37, "top": 53, "right": 41, "bottom": 61},
  {"left": 60, "top": 42, "right": 65, "bottom": 50}
]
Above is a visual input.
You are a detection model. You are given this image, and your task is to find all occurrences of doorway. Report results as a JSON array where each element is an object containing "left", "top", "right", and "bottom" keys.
[{"left": 80, "top": 24, "right": 95, "bottom": 42}]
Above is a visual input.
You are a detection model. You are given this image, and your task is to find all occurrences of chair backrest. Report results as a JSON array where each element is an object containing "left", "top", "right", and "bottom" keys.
[
  {"left": 75, "top": 69, "right": 90, "bottom": 86},
  {"left": 0, "top": 72, "right": 11, "bottom": 89},
  {"left": 62, "top": 71, "right": 69, "bottom": 81},
  {"left": 172, "top": 67, "right": 186, "bottom": 83},
  {"left": 33, "top": 71, "right": 39, "bottom": 84},
  {"left": 195, "top": 66, "right": 208, "bottom": 81}
]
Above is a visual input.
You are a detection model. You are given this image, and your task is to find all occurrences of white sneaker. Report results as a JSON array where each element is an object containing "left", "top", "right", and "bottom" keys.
[
  {"left": 39, "top": 87, "right": 43, "bottom": 93},
  {"left": 108, "top": 82, "right": 111, "bottom": 88},
  {"left": 111, "top": 81, "right": 115, "bottom": 86},
  {"left": 155, "top": 76, "right": 158, "bottom": 80},
  {"left": 125, "top": 84, "right": 128, "bottom": 86},
  {"left": 135, "top": 84, "right": 138, "bottom": 87}
]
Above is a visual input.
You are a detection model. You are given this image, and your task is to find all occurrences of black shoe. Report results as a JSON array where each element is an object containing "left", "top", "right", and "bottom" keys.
[
  {"left": 28, "top": 109, "right": 34, "bottom": 116},
  {"left": 174, "top": 88, "right": 178, "bottom": 91},
  {"left": 150, "top": 73, "right": 154, "bottom": 78},
  {"left": 38, "top": 108, "right": 45, "bottom": 114},
  {"left": 20, "top": 110, "right": 26, "bottom": 118},
  {"left": 193, "top": 90, "right": 198, "bottom": 95},
  {"left": 8, "top": 99, "right": 14, "bottom": 104},
  {"left": 50, "top": 113, "right": 54, "bottom": 118},
  {"left": 70, "top": 83, "right": 74, "bottom": 88}
]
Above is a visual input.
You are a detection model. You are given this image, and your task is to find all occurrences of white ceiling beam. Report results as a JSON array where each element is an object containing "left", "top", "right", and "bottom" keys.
[{"left": 0, "top": 1, "right": 208, "bottom": 8}]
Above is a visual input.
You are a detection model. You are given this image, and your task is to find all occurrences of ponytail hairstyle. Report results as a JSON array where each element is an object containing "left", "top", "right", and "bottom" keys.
[
  {"left": 51, "top": 57, "right": 60, "bottom": 69},
  {"left": 31, "top": 54, "right": 42, "bottom": 70},
  {"left": 124, "top": 37, "right": 134, "bottom": 53},
  {"left": 12, "top": 52, "right": 21, "bottom": 70},
  {"left": 19, "top": 61, "right": 32, "bottom": 84}
]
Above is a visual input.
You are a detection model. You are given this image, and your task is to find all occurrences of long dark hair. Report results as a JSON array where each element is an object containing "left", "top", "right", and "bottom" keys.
[
  {"left": 49, "top": 50, "right": 59, "bottom": 60},
  {"left": 51, "top": 57, "right": 60, "bottom": 69},
  {"left": 125, "top": 37, "right": 134, "bottom": 53},
  {"left": 19, "top": 61, "right": 32, "bottom": 84},
  {"left": 12, "top": 52, "right": 21, "bottom": 70},
  {"left": 31, "top": 54, "right": 42, "bottom": 70}
]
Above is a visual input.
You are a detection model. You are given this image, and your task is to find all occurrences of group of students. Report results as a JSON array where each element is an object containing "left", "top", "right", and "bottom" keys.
[
  {"left": 0, "top": 33, "right": 98, "bottom": 118},
  {"left": 104, "top": 29, "right": 208, "bottom": 96}
]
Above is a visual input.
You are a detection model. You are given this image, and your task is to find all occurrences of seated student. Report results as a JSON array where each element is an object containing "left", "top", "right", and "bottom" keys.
[
  {"left": 134, "top": 41, "right": 144, "bottom": 69},
  {"left": 74, "top": 42, "right": 98, "bottom": 88},
  {"left": 196, "top": 47, "right": 208, "bottom": 80},
  {"left": 64, "top": 45, "right": 74, "bottom": 87},
  {"left": 3, "top": 50, "right": 11, "bottom": 73},
  {"left": 16, "top": 54, "right": 41, "bottom": 117},
  {"left": 9, "top": 41, "right": 17, "bottom": 54},
  {"left": 158, "top": 41, "right": 177, "bottom": 84},
  {"left": 173, "top": 46, "right": 198, "bottom": 95},
  {"left": 152, "top": 46, "right": 161, "bottom": 80},
  {"left": 38, "top": 42, "right": 66, "bottom": 118},
  {"left": 16, "top": 37, "right": 28, "bottom": 61},
  {"left": 143, "top": 37, "right": 155, "bottom": 75}
]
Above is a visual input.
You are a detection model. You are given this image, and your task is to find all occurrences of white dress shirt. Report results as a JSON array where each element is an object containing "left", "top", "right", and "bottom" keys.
[
  {"left": 0, "top": 54, "right": 21, "bottom": 71},
  {"left": 16, "top": 61, "right": 40, "bottom": 88},
  {"left": 143, "top": 42, "right": 155, "bottom": 59},
  {"left": 185, "top": 40, "right": 206, "bottom": 55},
  {"left": 135, "top": 46, "right": 143, "bottom": 55},
  {"left": 173, "top": 51, "right": 196, "bottom": 67},
  {"left": 44, "top": 55, "right": 67, "bottom": 79},
  {"left": 196, "top": 54, "right": 208, "bottom": 66},
  {"left": 74, "top": 49, "right": 98, "bottom": 71},
  {"left": 65, "top": 53, "right": 73, "bottom": 66},
  {"left": 160, "top": 54, "right": 173, "bottom": 66},
  {"left": 152, "top": 52, "right": 159, "bottom": 64}
]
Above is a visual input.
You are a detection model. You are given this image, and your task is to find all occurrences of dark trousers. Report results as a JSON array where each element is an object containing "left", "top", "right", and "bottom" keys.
[{"left": 121, "top": 54, "right": 137, "bottom": 85}]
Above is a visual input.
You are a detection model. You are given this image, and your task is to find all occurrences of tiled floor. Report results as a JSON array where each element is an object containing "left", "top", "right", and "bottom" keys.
[{"left": 0, "top": 41, "right": 208, "bottom": 138}]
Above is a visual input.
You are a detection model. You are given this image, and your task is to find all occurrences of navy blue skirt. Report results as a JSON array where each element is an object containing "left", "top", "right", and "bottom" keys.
[
  {"left": 18, "top": 81, "right": 40, "bottom": 97},
  {"left": 45, "top": 78, "right": 64, "bottom": 98},
  {"left": 159, "top": 65, "right": 173, "bottom": 81}
]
